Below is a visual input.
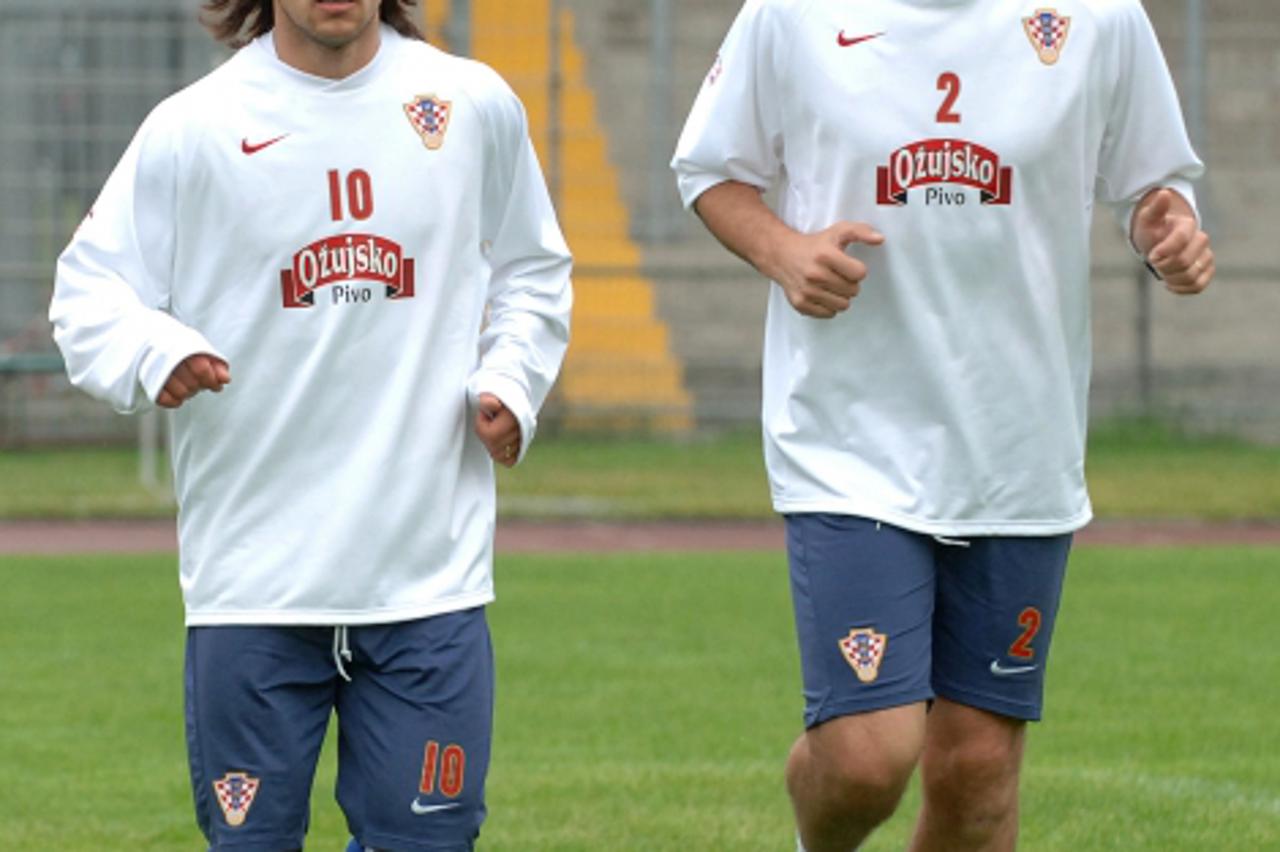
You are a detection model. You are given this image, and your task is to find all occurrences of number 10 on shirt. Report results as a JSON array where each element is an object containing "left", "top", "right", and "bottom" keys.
[{"left": 328, "top": 168, "right": 375, "bottom": 221}]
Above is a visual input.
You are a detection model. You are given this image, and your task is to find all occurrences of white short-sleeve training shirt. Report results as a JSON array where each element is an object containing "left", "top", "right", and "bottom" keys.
[{"left": 673, "top": 0, "right": 1201, "bottom": 535}]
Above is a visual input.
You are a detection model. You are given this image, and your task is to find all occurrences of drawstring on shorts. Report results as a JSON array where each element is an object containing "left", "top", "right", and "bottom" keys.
[{"left": 332, "top": 625, "right": 353, "bottom": 682}]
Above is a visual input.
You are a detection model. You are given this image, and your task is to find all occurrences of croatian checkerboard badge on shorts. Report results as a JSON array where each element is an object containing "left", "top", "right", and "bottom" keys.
[
  {"left": 1023, "top": 8, "right": 1071, "bottom": 65},
  {"left": 404, "top": 94, "right": 452, "bottom": 150},
  {"left": 839, "top": 627, "right": 887, "bottom": 683},
  {"left": 213, "top": 771, "right": 260, "bottom": 827}
]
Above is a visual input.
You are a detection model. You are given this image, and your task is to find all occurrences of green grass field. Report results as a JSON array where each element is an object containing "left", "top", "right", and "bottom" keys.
[
  {"left": 3, "top": 420, "right": 1280, "bottom": 520},
  {"left": 2, "top": 548, "right": 1277, "bottom": 850}
]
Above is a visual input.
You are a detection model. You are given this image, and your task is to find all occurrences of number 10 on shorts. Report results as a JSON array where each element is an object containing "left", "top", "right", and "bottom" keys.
[{"left": 419, "top": 740, "right": 467, "bottom": 798}]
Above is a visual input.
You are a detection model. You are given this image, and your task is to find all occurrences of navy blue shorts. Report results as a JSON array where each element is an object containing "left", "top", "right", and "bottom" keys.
[
  {"left": 185, "top": 609, "right": 493, "bottom": 852},
  {"left": 786, "top": 514, "right": 1070, "bottom": 726}
]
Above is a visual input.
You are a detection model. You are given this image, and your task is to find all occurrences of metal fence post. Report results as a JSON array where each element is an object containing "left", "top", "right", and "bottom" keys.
[
  {"left": 135, "top": 5, "right": 188, "bottom": 489},
  {"left": 548, "top": 0, "right": 562, "bottom": 212},
  {"left": 1135, "top": 264, "right": 1154, "bottom": 417},
  {"left": 1184, "top": 0, "right": 1210, "bottom": 231},
  {"left": 139, "top": 409, "right": 161, "bottom": 489},
  {"left": 447, "top": 0, "right": 470, "bottom": 56},
  {"left": 1131, "top": 1, "right": 1205, "bottom": 422},
  {"left": 1183, "top": 0, "right": 1204, "bottom": 154},
  {"left": 645, "top": 0, "right": 675, "bottom": 242}
]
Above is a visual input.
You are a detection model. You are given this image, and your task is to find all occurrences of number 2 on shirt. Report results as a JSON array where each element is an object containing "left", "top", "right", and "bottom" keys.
[{"left": 936, "top": 72, "right": 961, "bottom": 124}]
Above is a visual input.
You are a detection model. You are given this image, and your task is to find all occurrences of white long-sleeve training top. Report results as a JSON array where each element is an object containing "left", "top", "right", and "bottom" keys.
[
  {"left": 673, "top": 0, "right": 1202, "bottom": 535},
  {"left": 51, "top": 27, "right": 573, "bottom": 625}
]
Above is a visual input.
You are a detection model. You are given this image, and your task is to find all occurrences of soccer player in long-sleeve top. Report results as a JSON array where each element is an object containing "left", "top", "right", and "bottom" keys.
[{"left": 50, "top": 1, "right": 572, "bottom": 849}]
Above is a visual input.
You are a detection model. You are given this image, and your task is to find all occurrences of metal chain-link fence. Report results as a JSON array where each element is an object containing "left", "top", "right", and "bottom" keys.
[
  {"left": 0, "top": 1, "right": 223, "bottom": 444},
  {"left": 1, "top": 0, "right": 1276, "bottom": 445}
]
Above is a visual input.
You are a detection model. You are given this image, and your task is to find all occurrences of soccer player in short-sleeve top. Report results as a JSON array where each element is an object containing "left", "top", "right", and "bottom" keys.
[{"left": 673, "top": 1, "right": 1213, "bottom": 849}]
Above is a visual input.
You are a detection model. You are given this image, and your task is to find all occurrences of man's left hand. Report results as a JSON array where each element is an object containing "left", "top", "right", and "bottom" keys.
[
  {"left": 474, "top": 393, "right": 521, "bottom": 468},
  {"left": 1132, "top": 188, "right": 1214, "bottom": 295}
]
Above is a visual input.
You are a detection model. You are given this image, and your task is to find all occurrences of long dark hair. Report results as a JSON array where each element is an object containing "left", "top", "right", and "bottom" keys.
[{"left": 200, "top": 0, "right": 424, "bottom": 48}]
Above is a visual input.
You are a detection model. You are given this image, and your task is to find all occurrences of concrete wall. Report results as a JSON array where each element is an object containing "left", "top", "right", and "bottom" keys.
[
  {"left": 564, "top": 0, "right": 1280, "bottom": 437},
  {"left": 2, "top": 1, "right": 1276, "bottom": 443}
]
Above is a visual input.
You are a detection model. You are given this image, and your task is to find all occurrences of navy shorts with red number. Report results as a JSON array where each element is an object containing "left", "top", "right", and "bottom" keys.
[
  {"left": 786, "top": 514, "right": 1071, "bottom": 726},
  {"left": 185, "top": 608, "right": 493, "bottom": 852}
]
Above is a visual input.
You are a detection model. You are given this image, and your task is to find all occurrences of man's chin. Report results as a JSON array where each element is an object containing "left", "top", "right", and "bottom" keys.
[{"left": 309, "top": 20, "right": 373, "bottom": 50}]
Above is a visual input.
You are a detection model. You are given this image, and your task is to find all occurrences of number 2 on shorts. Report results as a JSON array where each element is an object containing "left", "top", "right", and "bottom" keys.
[{"left": 1008, "top": 607, "right": 1042, "bottom": 660}]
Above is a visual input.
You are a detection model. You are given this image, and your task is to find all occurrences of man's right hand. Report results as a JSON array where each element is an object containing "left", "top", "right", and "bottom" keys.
[
  {"left": 767, "top": 222, "right": 885, "bottom": 319},
  {"left": 692, "top": 181, "right": 884, "bottom": 320},
  {"left": 158, "top": 353, "right": 231, "bottom": 409}
]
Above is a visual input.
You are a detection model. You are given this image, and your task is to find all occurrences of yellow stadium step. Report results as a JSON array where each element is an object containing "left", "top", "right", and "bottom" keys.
[
  {"left": 571, "top": 276, "right": 655, "bottom": 317},
  {"left": 441, "top": 0, "right": 693, "bottom": 432},
  {"left": 558, "top": 358, "right": 693, "bottom": 432},
  {"left": 562, "top": 368, "right": 690, "bottom": 409},
  {"left": 561, "top": 239, "right": 642, "bottom": 269},
  {"left": 570, "top": 319, "right": 672, "bottom": 355}
]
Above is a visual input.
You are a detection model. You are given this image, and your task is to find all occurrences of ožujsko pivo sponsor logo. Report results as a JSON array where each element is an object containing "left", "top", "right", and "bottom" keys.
[
  {"left": 876, "top": 138, "right": 1013, "bottom": 206},
  {"left": 280, "top": 233, "right": 415, "bottom": 308}
]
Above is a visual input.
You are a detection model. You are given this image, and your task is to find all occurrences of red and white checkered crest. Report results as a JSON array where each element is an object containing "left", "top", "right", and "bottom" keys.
[
  {"left": 213, "top": 771, "right": 260, "bottom": 827},
  {"left": 838, "top": 627, "right": 887, "bottom": 684},
  {"left": 1023, "top": 9, "right": 1071, "bottom": 65},
  {"left": 404, "top": 94, "right": 453, "bottom": 150}
]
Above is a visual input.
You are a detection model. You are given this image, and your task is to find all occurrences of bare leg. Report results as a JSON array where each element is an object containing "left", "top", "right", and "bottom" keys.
[
  {"left": 908, "top": 699, "right": 1026, "bottom": 852},
  {"left": 786, "top": 702, "right": 927, "bottom": 852}
]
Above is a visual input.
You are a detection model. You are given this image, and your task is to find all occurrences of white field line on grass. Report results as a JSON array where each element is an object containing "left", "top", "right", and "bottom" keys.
[{"left": 1038, "top": 766, "right": 1280, "bottom": 817}]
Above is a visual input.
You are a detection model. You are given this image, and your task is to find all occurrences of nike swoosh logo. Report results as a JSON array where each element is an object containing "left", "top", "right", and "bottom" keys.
[
  {"left": 990, "top": 660, "right": 1038, "bottom": 676},
  {"left": 410, "top": 798, "right": 461, "bottom": 815},
  {"left": 241, "top": 134, "right": 289, "bottom": 155},
  {"left": 837, "top": 31, "right": 884, "bottom": 48}
]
